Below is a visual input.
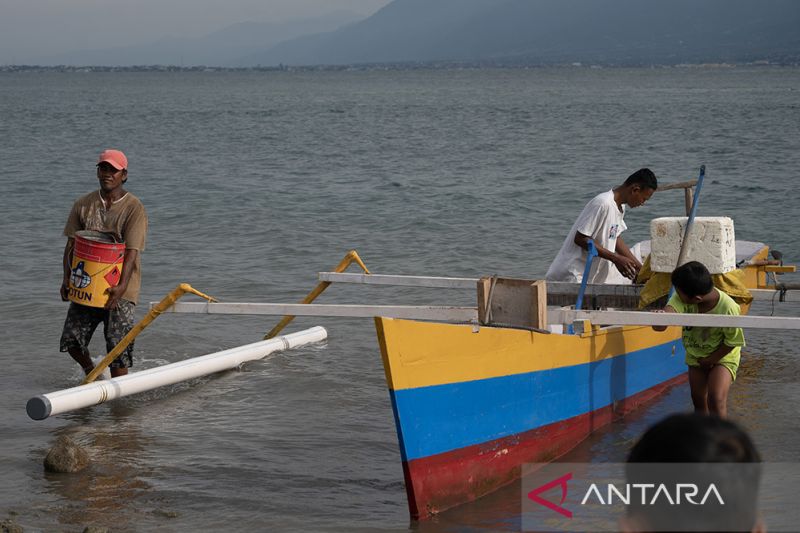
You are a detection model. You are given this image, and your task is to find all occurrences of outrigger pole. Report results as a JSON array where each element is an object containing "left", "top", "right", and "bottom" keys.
[
  {"left": 27, "top": 326, "right": 328, "bottom": 420},
  {"left": 315, "top": 272, "right": 800, "bottom": 303}
]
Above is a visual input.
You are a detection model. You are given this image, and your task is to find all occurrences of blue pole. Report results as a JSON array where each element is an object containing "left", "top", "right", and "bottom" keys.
[
  {"left": 569, "top": 239, "right": 598, "bottom": 334},
  {"left": 668, "top": 165, "right": 706, "bottom": 301}
]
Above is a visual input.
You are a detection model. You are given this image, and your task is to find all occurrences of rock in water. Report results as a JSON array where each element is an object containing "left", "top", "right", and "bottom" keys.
[
  {"left": 1, "top": 518, "right": 24, "bottom": 532},
  {"left": 43, "top": 435, "right": 89, "bottom": 473}
]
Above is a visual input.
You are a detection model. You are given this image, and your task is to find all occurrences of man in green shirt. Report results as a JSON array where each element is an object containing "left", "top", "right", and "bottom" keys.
[{"left": 653, "top": 261, "right": 745, "bottom": 418}]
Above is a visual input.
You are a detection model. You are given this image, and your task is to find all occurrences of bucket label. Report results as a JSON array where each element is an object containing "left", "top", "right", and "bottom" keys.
[
  {"left": 104, "top": 265, "right": 121, "bottom": 287},
  {"left": 70, "top": 261, "right": 91, "bottom": 289},
  {"left": 68, "top": 286, "right": 94, "bottom": 304}
]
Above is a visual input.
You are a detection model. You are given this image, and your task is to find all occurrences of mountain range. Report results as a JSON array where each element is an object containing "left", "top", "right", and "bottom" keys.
[
  {"left": 34, "top": 11, "right": 361, "bottom": 67},
  {"left": 255, "top": 0, "right": 800, "bottom": 66},
  {"left": 32, "top": 0, "right": 800, "bottom": 67}
]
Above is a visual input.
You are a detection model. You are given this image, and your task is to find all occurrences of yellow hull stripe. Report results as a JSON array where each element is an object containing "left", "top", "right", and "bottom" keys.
[{"left": 375, "top": 318, "right": 681, "bottom": 391}]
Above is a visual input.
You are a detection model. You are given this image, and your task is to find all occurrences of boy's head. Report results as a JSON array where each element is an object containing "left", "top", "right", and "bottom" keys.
[
  {"left": 622, "top": 168, "right": 657, "bottom": 208},
  {"left": 628, "top": 413, "right": 760, "bottom": 464},
  {"left": 671, "top": 260, "right": 714, "bottom": 302},
  {"left": 624, "top": 414, "right": 763, "bottom": 533}
]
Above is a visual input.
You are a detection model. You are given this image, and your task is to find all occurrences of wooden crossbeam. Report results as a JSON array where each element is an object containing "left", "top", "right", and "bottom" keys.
[
  {"left": 556, "top": 309, "right": 800, "bottom": 330},
  {"left": 156, "top": 302, "right": 477, "bottom": 322},
  {"left": 319, "top": 272, "right": 476, "bottom": 289},
  {"left": 318, "top": 272, "right": 800, "bottom": 302}
]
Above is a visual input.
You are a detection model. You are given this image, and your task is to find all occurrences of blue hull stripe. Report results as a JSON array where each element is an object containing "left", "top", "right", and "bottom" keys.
[{"left": 392, "top": 340, "right": 686, "bottom": 461}]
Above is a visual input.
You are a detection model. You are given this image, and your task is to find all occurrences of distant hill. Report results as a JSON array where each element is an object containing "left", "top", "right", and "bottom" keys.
[
  {"left": 253, "top": 0, "right": 800, "bottom": 66},
  {"left": 35, "top": 11, "right": 361, "bottom": 67}
]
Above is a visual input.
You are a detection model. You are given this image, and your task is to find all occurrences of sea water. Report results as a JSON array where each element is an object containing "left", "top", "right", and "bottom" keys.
[{"left": 1, "top": 67, "right": 799, "bottom": 531}]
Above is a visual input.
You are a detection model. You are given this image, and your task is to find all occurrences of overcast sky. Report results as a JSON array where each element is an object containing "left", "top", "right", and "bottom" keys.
[{"left": 0, "top": 0, "right": 392, "bottom": 64}]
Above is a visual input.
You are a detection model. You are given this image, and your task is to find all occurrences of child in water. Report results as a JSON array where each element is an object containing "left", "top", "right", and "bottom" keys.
[{"left": 653, "top": 261, "right": 745, "bottom": 417}]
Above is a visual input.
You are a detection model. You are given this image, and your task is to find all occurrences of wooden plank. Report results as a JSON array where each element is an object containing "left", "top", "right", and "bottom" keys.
[
  {"left": 486, "top": 278, "right": 534, "bottom": 327},
  {"left": 319, "top": 272, "right": 476, "bottom": 289},
  {"left": 156, "top": 302, "right": 478, "bottom": 322},
  {"left": 319, "top": 272, "right": 800, "bottom": 303},
  {"left": 657, "top": 179, "right": 698, "bottom": 191},
  {"left": 556, "top": 309, "right": 800, "bottom": 330},
  {"left": 762, "top": 266, "right": 797, "bottom": 273},
  {"left": 319, "top": 273, "right": 640, "bottom": 298},
  {"left": 531, "top": 280, "right": 547, "bottom": 330},
  {"left": 684, "top": 188, "right": 694, "bottom": 216},
  {"left": 477, "top": 277, "right": 492, "bottom": 324},
  {"left": 476, "top": 278, "right": 548, "bottom": 329}
]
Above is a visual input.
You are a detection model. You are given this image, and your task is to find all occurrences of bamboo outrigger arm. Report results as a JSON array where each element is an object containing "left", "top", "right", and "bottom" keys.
[
  {"left": 82, "top": 283, "right": 217, "bottom": 384},
  {"left": 556, "top": 308, "right": 800, "bottom": 330},
  {"left": 165, "top": 302, "right": 477, "bottom": 322},
  {"left": 316, "top": 272, "right": 800, "bottom": 303},
  {"left": 156, "top": 300, "right": 800, "bottom": 329},
  {"left": 263, "top": 250, "right": 370, "bottom": 339}
]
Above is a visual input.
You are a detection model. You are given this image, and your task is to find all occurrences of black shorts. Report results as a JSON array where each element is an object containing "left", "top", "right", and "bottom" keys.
[{"left": 59, "top": 301, "right": 136, "bottom": 369}]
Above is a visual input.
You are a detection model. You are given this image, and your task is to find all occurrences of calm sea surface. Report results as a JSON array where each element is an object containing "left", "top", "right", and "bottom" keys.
[{"left": 1, "top": 67, "right": 799, "bottom": 532}]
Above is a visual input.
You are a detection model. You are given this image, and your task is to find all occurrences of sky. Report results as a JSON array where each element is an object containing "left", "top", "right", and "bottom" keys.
[{"left": 0, "top": 0, "right": 392, "bottom": 64}]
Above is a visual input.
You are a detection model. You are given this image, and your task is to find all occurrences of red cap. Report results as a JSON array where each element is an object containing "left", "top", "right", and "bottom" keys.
[{"left": 98, "top": 149, "right": 128, "bottom": 170}]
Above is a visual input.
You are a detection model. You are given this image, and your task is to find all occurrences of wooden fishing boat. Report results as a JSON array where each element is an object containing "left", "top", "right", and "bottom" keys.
[
  {"left": 372, "top": 240, "right": 794, "bottom": 520},
  {"left": 102, "top": 181, "right": 797, "bottom": 522}
]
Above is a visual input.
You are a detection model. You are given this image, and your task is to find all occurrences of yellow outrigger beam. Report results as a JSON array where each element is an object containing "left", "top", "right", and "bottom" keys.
[
  {"left": 263, "top": 250, "right": 370, "bottom": 339},
  {"left": 82, "top": 283, "right": 216, "bottom": 384}
]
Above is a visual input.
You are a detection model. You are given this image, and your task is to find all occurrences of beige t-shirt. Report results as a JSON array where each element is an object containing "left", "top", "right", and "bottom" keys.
[{"left": 63, "top": 191, "right": 148, "bottom": 304}]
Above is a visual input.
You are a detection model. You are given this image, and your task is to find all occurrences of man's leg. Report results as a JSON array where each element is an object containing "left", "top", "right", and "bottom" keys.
[
  {"left": 104, "top": 300, "right": 136, "bottom": 378},
  {"left": 60, "top": 303, "right": 102, "bottom": 375},
  {"left": 687, "top": 366, "right": 709, "bottom": 414},
  {"left": 67, "top": 347, "right": 94, "bottom": 375}
]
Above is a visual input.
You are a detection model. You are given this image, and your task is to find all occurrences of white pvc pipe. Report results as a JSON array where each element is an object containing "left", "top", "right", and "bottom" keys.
[{"left": 27, "top": 326, "right": 327, "bottom": 420}]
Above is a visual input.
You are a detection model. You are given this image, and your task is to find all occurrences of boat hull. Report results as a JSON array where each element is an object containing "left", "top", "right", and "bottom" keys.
[{"left": 375, "top": 318, "right": 686, "bottom": 519}]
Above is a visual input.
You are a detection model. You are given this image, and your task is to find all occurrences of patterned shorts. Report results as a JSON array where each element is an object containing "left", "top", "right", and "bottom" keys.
[{"left": 60, "top": 300, "right": 136, "bottom": 369}]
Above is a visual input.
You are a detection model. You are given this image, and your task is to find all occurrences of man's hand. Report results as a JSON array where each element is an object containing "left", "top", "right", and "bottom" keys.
[
  {"left": 60, "top": 281, "right": 70, "bottom": 302},
  {"left": 612, "top": 254, "right": 640, "bottom": 280},
  {"left": 105, "top": 284, "right": 126, "bottom": 310}
]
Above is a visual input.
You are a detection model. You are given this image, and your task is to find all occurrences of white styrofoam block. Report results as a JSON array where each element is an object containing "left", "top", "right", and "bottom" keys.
[{"left": 650, "top": 217, "right": 736, "bottom": 274}]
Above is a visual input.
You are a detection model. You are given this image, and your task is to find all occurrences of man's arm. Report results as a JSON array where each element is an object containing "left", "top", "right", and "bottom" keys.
[
  {"left": 574, "top": 232, "right": 639, "bottom": 280},
  {"left": 615, "top": 237, "right": 642, "bottom": 269},
  {"left": 104, "top": 249, "right": 139, "bottom": 310},
  {"left": 61, "top": 238, "right": 74, "bottom": 301}
]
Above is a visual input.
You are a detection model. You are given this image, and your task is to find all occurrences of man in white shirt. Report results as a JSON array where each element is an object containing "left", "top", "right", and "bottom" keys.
[{"left": 546, "top": 168, "right": 657, "bottom": 284}]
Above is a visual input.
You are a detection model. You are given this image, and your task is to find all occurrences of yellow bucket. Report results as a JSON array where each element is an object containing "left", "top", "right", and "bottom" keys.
[{"left": 68, "top": 230, "right": 125, "bottom": 308}]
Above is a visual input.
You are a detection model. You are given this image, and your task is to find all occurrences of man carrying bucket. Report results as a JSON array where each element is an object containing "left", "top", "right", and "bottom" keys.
[{"left": 59, "top": 149, "right": 148, "bottom": 378}]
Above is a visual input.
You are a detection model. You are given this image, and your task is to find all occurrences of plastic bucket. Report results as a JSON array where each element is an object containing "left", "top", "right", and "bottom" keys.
[{"left": 68, "top": 230, "right": 126, "bottom": 308}]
